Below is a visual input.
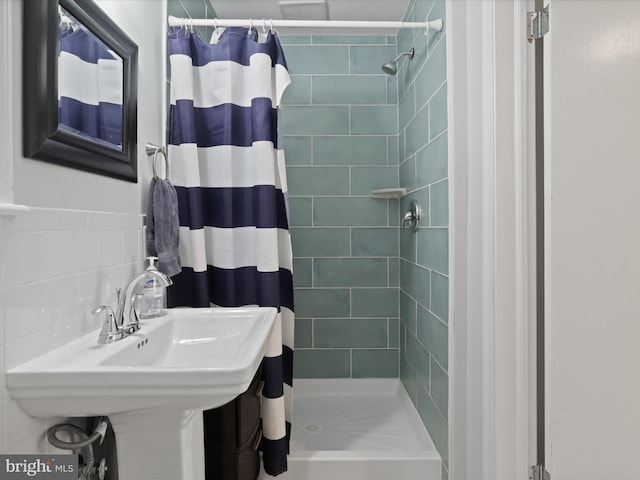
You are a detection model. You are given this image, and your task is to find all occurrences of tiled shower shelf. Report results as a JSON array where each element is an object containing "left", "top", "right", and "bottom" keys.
[{"left": 370, "top": 188, "right": 407, "bottom": 199}]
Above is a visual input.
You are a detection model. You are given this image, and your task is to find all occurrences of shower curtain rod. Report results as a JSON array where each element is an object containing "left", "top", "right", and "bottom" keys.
[{"left": 167, "top": 15, "right": 444, "bottom": 34}]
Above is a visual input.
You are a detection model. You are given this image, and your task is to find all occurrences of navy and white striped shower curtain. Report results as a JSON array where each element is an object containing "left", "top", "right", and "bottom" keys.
[{"left": 167, "top": 27, "right": 294, "bottom": 476}]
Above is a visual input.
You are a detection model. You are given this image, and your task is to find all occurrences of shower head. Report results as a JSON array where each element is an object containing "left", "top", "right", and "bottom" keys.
[{"left": 381, "top": 48, "right": 415, "bottom": 76}]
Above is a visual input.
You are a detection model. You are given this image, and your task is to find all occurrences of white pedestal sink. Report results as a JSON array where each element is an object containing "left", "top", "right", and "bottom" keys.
[{"left": 7, "top": 307, "right": 276, "bottom": 480}]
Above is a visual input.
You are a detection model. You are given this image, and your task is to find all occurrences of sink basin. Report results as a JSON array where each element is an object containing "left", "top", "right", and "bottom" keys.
[
  {"left": 7, "top": 307, "right": 276, "bottom": 418},
  {"left": 7, "top": 306, "right": 277, "bottom": 480}
]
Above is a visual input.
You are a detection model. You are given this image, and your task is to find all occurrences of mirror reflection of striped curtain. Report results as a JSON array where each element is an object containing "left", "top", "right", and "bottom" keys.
[
  {"left": 58, "top": 27, "right": 123, "bottom": 146},
  {"left": 167, "top": 27, "right": 294, "bottom": 476}
]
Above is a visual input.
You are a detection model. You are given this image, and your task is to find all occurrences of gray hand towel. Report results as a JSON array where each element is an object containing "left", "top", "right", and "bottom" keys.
[
  {"left": 146, "top": 177, "right": 181, "bottom": 277},
  {"left": 146, "top": 177, "right": 157, "bottom": 259}
]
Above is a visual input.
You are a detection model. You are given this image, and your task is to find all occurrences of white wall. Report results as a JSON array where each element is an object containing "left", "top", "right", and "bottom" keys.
[
  {"left": 0, "top": 0, "right": 166, "bottom": 454},
  {"left": 451, "top": 1, "right": 640, "bottom": 479},
  {"left": 0, "top": 1, "right": 15, "bottom": 206},
  {"left": 448, "top": 1, "right": 537, "bottom": 479},
  {"left": 546, "top": 1, "right": 640, "bottom": 478}
]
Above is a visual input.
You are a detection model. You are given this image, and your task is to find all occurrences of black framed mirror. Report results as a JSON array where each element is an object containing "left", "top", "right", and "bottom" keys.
[{"left": 23, "top": 0, "right": 138, "bottom": 182}]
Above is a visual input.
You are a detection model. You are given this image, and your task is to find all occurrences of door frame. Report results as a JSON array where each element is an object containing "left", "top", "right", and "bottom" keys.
[
  {"left": 447, "top": 1, "right": 538, "bottom": 478},
  {"left": 0, "top": 0, "right": 15, "bottom": 204}
]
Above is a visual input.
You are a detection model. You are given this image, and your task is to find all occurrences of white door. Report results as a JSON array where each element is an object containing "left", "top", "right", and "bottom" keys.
[{"left": 545, "top": 1, "right": 640, "bottom": 478}]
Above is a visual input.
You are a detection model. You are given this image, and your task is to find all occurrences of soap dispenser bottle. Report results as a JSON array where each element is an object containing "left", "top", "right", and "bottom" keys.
[{"left": 139, "top": 256, "right": 166, "bottom": 318}]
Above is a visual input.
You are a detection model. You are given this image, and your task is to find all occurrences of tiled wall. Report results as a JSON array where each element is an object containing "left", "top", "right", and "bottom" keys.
[
  {"left": 280, "top": 34, "right": 401, "bottom": 379},
  {"left": 0, "top": 209, "right": 144, "bottom": 452},
  {"left": 396, "top": 0, "right": 449, "bottom": 476}
]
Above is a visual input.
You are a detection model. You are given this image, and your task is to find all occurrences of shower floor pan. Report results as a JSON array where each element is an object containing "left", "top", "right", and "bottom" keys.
[{"left": 262, "top": 379, "right": 441, "bottom": 480}]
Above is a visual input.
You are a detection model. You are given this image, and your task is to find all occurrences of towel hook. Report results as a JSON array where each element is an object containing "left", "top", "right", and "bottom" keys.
[{"left": 146, "top": 143, "right": 169, "bottom": 180}]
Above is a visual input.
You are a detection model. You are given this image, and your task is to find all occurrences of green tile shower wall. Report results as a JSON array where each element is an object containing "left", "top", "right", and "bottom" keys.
[
  {"left": 280, "top": 34, "right": 401, "bottom": 380},
  {"left": 397, "top": 0, "right": 449, "bottom": 472}
]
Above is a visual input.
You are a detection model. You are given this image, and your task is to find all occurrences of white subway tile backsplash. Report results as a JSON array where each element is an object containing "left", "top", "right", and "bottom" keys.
[
  {"left": 45, "top": 230, "right": 80, "bottom": 278},
  {"left": 0, "top": 344, "right": 5, "bottom": 401},
  {"left": 8, "top": 431, "right": 48, "bottom": 455},
  {"left": 4, "top": 283, "right": 48, "bottom": 342},
  {"left": 10, "top": 209, "right": 85, "bottom": 233},
  {"left": 0, "top": 400, "right": 4, "bottom": 452},
  {"left": 101, "top": 266, "right": 128, "bottom": 306},
  {"left": 76, "top": 229, "right": 104, "bottom": 272},
  {"left": 45, "top": 276, "right": 80, "bottom": 331},
  {"left": 119, "top": 212, "right": 144, "bottom": 231},
  {"left": 6, "top": 209, "right": 47, "bottom": 232},
  {"left": 0, "top": 222, "right": 5, "bottom": 290},
  {"left": 3, "top": 231, "right": 46, "bottom": 287},
  {"left": 121, "top": 262, "right": 141, "bottom": 289},
  {"left": 4, "top": 397, "right": 45, "bottom": 451},
  {"left": 0, "top": 207, "right": 144, "bottom": 455},
  {"left": 0, "top": 288, "right": 5, "bottom": 346},
  {"left": 87, "top": 211, "right": 119, "bottom": 231},
  {"left": 101, "top": 229, "right": 124, "bottom": 267},
  {"left": 123, "top": 229, "right": 142, "bottom": 264},
  {"left": 39, "top": 209, "right": 88, "bottom": 232},
  {"left": 5, "top": 331, "right": 47, "bottom": 371},
  {"left": 79, "top": 265, "right": 140, "bottom": 334},
  {"left": 77, "top": 270, "right": 103, "bottom": 320},
  {"left": 80, "top": 312, "right": 98, "bottom": 337}
]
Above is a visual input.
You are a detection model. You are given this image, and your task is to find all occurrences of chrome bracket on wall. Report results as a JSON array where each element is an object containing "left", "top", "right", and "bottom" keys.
[
  {"left": 530, "top": 465, "right": 550, "bottom": 480},
  {"left": 527, "top": 5, "right": 549, "bottom": 42},
  {"left": 402, "top": 199, "right": 421, "bottom": 232}
]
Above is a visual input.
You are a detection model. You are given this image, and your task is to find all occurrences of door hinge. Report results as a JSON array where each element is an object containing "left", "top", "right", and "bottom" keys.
[
  {"left": 530, "top": 465, "right": 550, "bottom": 480},
  {"left": 527, "top": 5, "right": 549, "bottom": 42}
]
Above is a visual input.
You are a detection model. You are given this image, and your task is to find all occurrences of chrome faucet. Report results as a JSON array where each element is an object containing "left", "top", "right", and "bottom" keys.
[
  {"left": 115, "top": 269, "right": 173, "bottom": 330},
  {"left": 93, "top": 266, "right": 173, "bottom": 344}
]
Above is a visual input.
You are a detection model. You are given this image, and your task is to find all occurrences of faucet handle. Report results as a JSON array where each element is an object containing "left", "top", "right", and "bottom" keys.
[
  {"left": 92, "top": 305, "right": 115, "bottom": 318},
  {"left": 92, "top": 305, "right": 123, "bottom": 344},
  {"left": 121, "top": 295, "right": 143, "bottom": 335}
]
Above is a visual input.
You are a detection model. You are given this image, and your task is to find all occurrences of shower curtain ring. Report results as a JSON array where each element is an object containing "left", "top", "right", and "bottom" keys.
[
  {"left": 62, "top": 14, "right": 71, "bottom": 30},
  {"left": 270, "top": 19, "right": 276, "bottom": 34},
  {"left": 213, "top": 18, "right": 219, "bottom": 34},
  {"left": 262, "top": 19, "right": 267, "bottom": 34},
  {"left": 248, "top": 18, "right": 253, "bottom": 35}
]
